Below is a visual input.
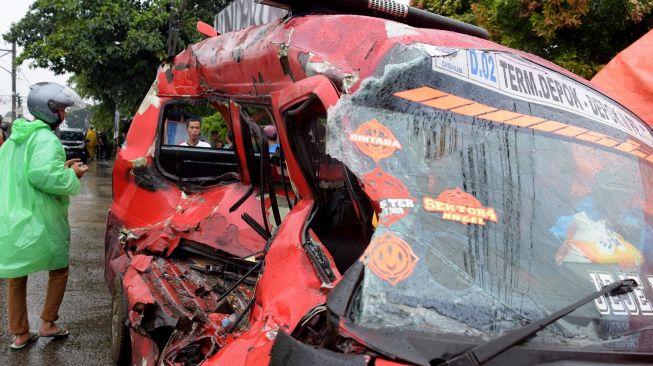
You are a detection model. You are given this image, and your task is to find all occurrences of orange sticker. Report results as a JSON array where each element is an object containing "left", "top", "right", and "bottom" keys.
[
  {"left": 395, "top": 86, "right": 653, "bottom": 163},
  {"left": 555, "top": 212, "right": 643, "bottom": 267},
  {"left": 361, "top": 232, "right": 419, "bottom": 285},
  {"left": 349, "top": 119, "right": 402, "bottom": 162},
  {"left": 361, "top": 167, "right": 416, "bottom": 226},
  {"left": 423, "top": 188, "right": 498, "bottom": 225}
]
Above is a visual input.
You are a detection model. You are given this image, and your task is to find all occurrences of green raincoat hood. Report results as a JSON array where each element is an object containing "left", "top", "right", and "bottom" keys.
[{"left": 8, "top": 118, "right": 50, "bottom": 144}]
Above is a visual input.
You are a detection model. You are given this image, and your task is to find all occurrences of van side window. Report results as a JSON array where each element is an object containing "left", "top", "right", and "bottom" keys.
[
  {"left": 156, "top": 99, "right": 239, "bottom": 184},
  {"left": 238, "top": 104, "right": 295, "bottom": 232}
]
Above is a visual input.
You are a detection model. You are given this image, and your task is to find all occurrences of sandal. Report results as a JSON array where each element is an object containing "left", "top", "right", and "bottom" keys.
[
  {"left": 9, "top": 332, "right": 39, "bottom": 351},
  {"left": 38, "top": 325, "right": 69, "bottom": 339}
]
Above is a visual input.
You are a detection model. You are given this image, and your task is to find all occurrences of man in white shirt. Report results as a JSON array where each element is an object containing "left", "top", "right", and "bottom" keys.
[{"left": 179, "top": 117, "right": 211, "bottom": 148}]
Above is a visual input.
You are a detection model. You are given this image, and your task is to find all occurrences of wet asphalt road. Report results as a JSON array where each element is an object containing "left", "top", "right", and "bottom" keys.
[{"left": 0, "top": 160, "right": 114, "bottom": 365}]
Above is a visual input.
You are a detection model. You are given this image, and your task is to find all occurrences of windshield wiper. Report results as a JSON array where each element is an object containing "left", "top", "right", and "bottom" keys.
[{"left": 440, "top": 279, "right": 637, "bottom": 366}]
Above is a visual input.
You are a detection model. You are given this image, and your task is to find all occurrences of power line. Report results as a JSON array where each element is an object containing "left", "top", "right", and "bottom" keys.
[
  {"left": 18, "top": 68, "right": 31, "bottom": 86},
  {"left": 0, "top": 42, "right": 17, "bottom": 120},
  {"left": 1, "top": 58, "right": 32, "bottom": 92}
]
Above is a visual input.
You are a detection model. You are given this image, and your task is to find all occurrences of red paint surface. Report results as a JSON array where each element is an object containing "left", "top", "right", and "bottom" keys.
[
  {"left": 154, "top": 15, "right": 591, "bottom": 100},
  {"left": 131, "top": 255, "right": 153, "bottom": 273},
  {"left": 130, "top": 329, "right": 159, "bottom": 366},
  {"left": 375, "top": 359, "right": 411, "bottom": 366}
]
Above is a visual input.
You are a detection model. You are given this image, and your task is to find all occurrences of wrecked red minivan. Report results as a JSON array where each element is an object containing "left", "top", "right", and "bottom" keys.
[{"left": 104, "top": 1, "right": 653, "bottom": 365}]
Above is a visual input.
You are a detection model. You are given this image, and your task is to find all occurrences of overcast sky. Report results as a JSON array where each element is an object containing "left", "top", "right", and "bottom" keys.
[{"left": 0, "top": 0, "right": 71, "bottom": 119}]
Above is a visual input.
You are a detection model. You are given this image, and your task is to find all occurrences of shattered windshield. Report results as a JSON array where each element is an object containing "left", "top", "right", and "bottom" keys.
[{"left": 326, "top": 45, "right": 653, "bottom": 351}]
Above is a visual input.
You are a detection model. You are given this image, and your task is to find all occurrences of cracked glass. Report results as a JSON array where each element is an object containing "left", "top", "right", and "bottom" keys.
[{"left": 325, "top": 44, "right": 653, "bottom": 350}]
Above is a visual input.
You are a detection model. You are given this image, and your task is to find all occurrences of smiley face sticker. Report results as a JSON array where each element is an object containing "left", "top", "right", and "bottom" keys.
[{"left": 361, "top": 231, "right": 419, "bottom": 285}]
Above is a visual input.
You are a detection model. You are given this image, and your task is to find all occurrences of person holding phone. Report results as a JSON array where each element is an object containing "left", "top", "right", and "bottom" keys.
[{"left": 0, "top": 82, "right": 88, "bottom": 350}]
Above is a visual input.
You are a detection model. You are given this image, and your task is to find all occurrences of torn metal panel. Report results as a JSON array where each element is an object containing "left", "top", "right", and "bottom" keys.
[
  {"left": 278, "top": 27, "right": 296, "bottom": 82},
  {"left": 124, "top": 266, "right": 156, "bottom": 326},
  {"left": 130, "top": 329, "right": 159, "bottom": 366},
  {"left": 132, "top": 164, "right": 169, "bottom": 192},
  {"left": 131, "top": 254, "right": 154, "bottom": 273},
  {"left": 298, "top": 52, "right": 359, "bottom": 94},
  {"left": 269, "top": 331, "right": 368, "bottom": 366},
  {"left": 137, "top": 81, "right": 162, "bottom": 116},
  {"left": 120, "top": 185, "right": 268, "bottom": 258},
  {"left": 105, "top": 212, "right": 131, "bottom": 294},
  {"left": 384, "top": 21, "right": 419, "bottom": 38},
  {"left": 161, "top": 323, "right": 220, "bottom": 365},
  {"left": 157, "top": 47, "right": 204, "bottom": 97},
  {"left": 180, "top": 14, "right": 589, "bottom": 100},
  {"left": 119, "top": 253, "right": 259, "bottom": 365}
]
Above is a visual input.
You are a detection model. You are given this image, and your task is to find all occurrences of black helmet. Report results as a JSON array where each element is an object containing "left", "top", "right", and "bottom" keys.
[{"left": 27, "top": 82, "right": 85, "bottom": 125}]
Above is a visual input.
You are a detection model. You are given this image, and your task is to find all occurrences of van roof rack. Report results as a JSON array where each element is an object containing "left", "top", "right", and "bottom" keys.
[{"left": 259, "top": 0, "right": 489, "bottom": 39}]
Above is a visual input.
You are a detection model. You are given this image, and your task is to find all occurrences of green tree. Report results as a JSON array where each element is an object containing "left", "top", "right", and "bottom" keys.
[
  {"left": 4, "top": 0, "right": 227, "bottom": 125},
  {"left": 413, "top": 0, "right": 476, "bottom": 23},
  {"left": 413, "top": 0, "right": 653, "bottom": 79},
  {"left": 202, "top": 112, "right": 228, "bottom": 142}
]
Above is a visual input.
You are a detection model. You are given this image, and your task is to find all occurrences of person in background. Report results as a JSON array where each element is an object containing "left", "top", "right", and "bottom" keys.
[
  {"left": 264, "top": 125, "right": 280, "bottom": 154},
  {"left": 209, "top": 131, "right": 222, "bottom": 149},
  {"left": 97, "top": 131, "right": 108, "bottom": 160},
  {"left": 85, "top": 126, "right": 97, "bottom": 160},
  {"left": 0, "top": 82, "right": 88, "bottom": 350},
  {"left": 0, "top": 121, "right": 8, "bottom": 148},
  {"left": 223, "top": 130, "right": 234, "bottom": 149},
  {"left": 119, "top": 132, "right": 127, "bottom": 148},
  {"left": 180, "top": 117, "right": 210, "bottom": 147}
]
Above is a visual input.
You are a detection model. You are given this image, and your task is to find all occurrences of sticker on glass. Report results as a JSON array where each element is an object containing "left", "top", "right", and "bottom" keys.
[
  {"left": 552, "top": 212, "right": 643, "bottom": 267},
  {"left": 360, "top": 232, "right": 419, "bottom": 285},
  {"left": 431, "top": 48, "right": 653, "bottom": 147},
  {"left": 361, "top": 167, "right": 416, "bottom": 226},
  {"left": 349, "top": 118, "right": 402, "bottom": 162},
  {"left": 423, "top": 187, "right": 498, "bottom": 225},
  {"left": 588, "top": 272, "right": 653, "bottom": 316}
]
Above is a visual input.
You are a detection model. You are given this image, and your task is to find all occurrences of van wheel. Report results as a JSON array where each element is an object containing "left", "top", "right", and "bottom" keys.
[{"left": 111, "top": 275, "right": 131, "bottom": 365}]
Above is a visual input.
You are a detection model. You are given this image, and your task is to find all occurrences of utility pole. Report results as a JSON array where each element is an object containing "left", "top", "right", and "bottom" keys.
[
  {"left": 16, "top": 94, "right": 22, "bottom": 117},
  {"left": 11, "top": 42, "right": 16, "bottom": 121},
  {"left": 0, "top": 42, "right": 17, "bottom": 121}
]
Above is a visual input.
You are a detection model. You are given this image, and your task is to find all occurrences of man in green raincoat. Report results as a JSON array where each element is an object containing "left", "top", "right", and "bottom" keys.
[{"left": 0, "top": 82, "right": 88, "bottom": 350}]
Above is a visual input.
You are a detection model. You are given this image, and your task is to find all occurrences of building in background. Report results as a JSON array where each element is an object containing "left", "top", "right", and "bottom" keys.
[{"left": 214, "top": 0, "right": 287, "bottom": 34}]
